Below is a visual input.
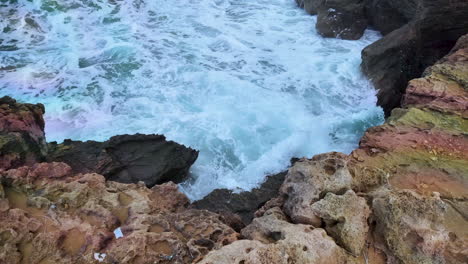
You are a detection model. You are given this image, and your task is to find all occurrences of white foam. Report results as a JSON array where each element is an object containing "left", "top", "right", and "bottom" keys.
[{"left": 0, "top": 0, "right": 383, "bottom": 200}]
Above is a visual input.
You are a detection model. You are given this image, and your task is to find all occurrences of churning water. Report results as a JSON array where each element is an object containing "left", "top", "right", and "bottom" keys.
[{"left": 0, "top": 0, "right": 383, "bottom": 199}]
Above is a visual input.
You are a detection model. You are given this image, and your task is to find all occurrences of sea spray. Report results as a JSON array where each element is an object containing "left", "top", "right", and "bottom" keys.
[{"left": 0, "top": 0, "right": 383, "bottom": 199}]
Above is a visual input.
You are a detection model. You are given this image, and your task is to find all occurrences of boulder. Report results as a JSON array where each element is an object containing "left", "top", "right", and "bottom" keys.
[
  {"left": 47, "top": 134, "right": 198, "bottom": 187},
  {"left": 311, "top": 190, "right": 370, "bottom": 256},
  {"left": 200, "top": 207, "right": 357, "bottom": 264},
  {"left": 372, "top": 190, "right": 449, "bottom": 263},
  {"left": 280, "top": 152, "right": 353, "bottom": 226},
  {"left": 0, "top": 96, "right": 47, "bottom": 169},
  {"left": 316, "top": 0, "right": 368, "bottom": 40}
]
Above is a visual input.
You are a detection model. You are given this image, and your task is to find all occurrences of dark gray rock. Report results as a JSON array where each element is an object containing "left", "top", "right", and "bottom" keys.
[
  {"left": 191, "top": 170, "right": 288, "bottom": 228},
  {"left": 316, "top": 0, "right": 368, "bottom": 40},
  {"left": 304, "top": 0, "right": 321, "bottom": 15},
  {"left": 364, "top": 0, "right": 418, "bottom": 35},
  {"left": 47, "top": 134, "right": 198, "bottom": 187},
  {"left": 362, "top": 0, "right": 468, "bottom": 115},
  {"left": 361, "top": 24, "right": 419, "bottom": 116}
]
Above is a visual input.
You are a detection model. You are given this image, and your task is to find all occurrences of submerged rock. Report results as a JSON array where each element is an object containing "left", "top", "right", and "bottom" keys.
[{"left": 47, "top": 134, "right": 198, "bottom": 187}]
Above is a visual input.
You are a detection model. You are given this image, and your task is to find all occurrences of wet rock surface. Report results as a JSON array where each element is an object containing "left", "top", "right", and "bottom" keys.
[
  {"left": 191, "top": 170, "right": 287, "bottom": 227},
  {"left": 296, "top": 0, "right": 468, "bottom": 114},
  {"left": 315, "top": 0, "right": 368, "bottom": 40},
  {"left": 198, "top": 34, "right": 468, "bottom": 264},
  {"left": 47, "top": 134, "right": 199, "bottom": 187},
  {"left": 362, "top": 0, "right": 468, "bottom": 115},
  {"left": 0, "top": 24, "right": 467, "bottom": 264}
]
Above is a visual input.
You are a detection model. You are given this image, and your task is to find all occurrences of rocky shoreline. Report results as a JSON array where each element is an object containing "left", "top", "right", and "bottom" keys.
[
  {"left": 297, "top": 0, "right": 468, "bottom": 116},
  {"left": 1, "top": 3, "right": 468, "bottom": 264}
]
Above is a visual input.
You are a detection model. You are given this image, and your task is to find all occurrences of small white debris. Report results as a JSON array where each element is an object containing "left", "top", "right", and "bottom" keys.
[
  {"left": 114, "top": 227, "right": 124, "bottom": 239},
  {"left": 50, "top": 204, "right": 56, "bottom": 209},
  {"left": 94, "top": 253, "right": 106, "bottom": 262},
  {"left": 328, "top": 8, "right": 336, "bottom": 12}
]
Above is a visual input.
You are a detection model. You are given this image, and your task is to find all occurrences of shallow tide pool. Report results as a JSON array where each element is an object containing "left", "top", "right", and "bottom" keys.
[{"left": 0, "top": 0, "right": 383, "bottom": 200}]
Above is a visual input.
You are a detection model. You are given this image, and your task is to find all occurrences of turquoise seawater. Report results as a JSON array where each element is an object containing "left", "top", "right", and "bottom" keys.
[{"left": 0, "top": 0, "right": 383, "bottom": 199}]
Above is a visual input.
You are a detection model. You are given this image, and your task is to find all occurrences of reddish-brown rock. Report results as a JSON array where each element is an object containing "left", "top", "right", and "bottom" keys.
[
  {"left": 0, "top": 96, "right": 47, "bottom": 169},
  {"left": 0, "top": 163, "right": 238, "bottom": 264}
]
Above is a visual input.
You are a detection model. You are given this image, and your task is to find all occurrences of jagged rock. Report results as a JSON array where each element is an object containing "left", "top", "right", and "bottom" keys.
[
  {"left": 0, "top": 96, "right": 47, "bottom": 169},
  {"left": 361, "top": 23, "right": 420, "bottom": 116},
  {"left": 362, "top": 0, "right": 468, "bottom": 115},
  {"left": 316, "top": 0, "right": 368, "bottom": 40},
  {"left": 191, "top": 171, "right": 287, "bottom": 226},
  {"left": 280, "top": 152, "right": 352, "bottom": 226},
  {"left": 254, "top": 196, "right": 285, "bottom": 218},
  {"left": 353, "top": 35, "right": 468, "bottom": 199},
  {"left": 311, "top": 190, "right": 370, "bottom": 256},
  {"left": 364, "top": 0, "right": 417, "bottom": 35},
  {"left": 0, "top": 162, "right": 238, "bottom": 263},
  {"left": 404, "top": 34, "right": 468, "bottom": 116},
  {"left": 200, "top": 207, "right": 357, "bottom": 264},
  {"left": 372, "top": 190, "right": 449, "bottom": 263},
  {"left": 47, "top": 134, "right": 199, "bottom": 187}
]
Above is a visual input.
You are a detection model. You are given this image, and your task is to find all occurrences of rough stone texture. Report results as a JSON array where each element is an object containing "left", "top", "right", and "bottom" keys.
[
  {"left": 316, "top": 0, "right": 368, "bottom": 40},
  {"left": 280, "top": 152, "right": 353, "bottom": 226},
  {"left": 349, "top": 34, "right": 468, "bottom": 263},
  {"left": 362, "top": 0, "right": 468, "bottom": 115},
  {"left": 364, "top": 0, "right": 418, "bottom": 35},
  {"left": 296, "top": 0, "right": 468, "bottom": 113},
  {"left": 0, "top": 96, "right": 47, "bottom": 170},
  {"left": 361, "top": 23, "right": 419, "bottom": 116},
  {"left": 0, "top": 163, "right": 238, "bottom": 264},
  {"left": 404, "top": 35, "right": 468, "bottom": 116},
  {"left": 47, "top": 134, "right": 199, "bottom": 187},
  {"left": 352, "top": 35, "right": 468, "bottom": 200},
  {"left": 372, "top": 190, "right": 449, "bottom": 264},
  {"left": 200, "top": 207, "right": 357, "bottom": 264},
  {"left": 191, "top": 170, "right": 287, "bottom": 227},
  {"left": 311, "top": 190, "right": 370, "bottom": 256},
  {"left": 1, "top": 33, "right": 467, "bottom": 264}
]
